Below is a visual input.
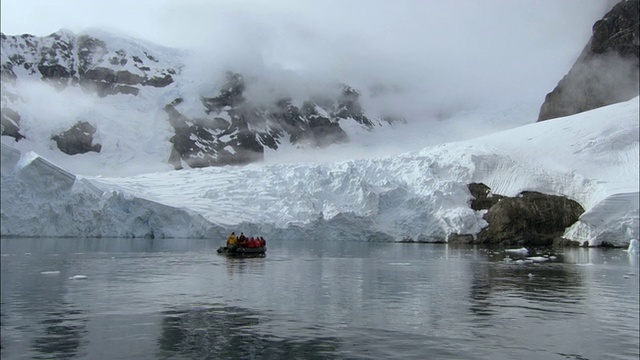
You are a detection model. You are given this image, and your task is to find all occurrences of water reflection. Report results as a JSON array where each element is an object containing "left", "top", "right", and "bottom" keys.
[
  {"left": 1, "top": 238, "right": 93, "bottom": 359},
  {"left": 468, "top": 247, "right": 588, "bottom": 319},
  {"left": 223, "top": 256, "right": 267, "bottom": 276},
  {"left": 1, "top": 238, "right": 637, "bottom": 360},
  {"left": 0, "top": 237, "right": 218, "bottom": 255},
  {"left": 32, "top": 307, "right": 88, "bottom": 359},
  {"left": 157, "top": 305, "right": 342, "bottom": 360}
]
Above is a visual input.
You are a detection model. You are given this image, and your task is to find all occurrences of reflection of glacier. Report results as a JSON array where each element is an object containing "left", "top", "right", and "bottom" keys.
[
  {"left": 158, "top": 305, "right": 342, "bottom": 359},
  {"left": 1, "top": 98, "right": 638, "bottom": 246},
  {"left": 32, "top": 307, "right": 89, "bottom": 359},
  {"left": 0, "top": 241, "right": 90, "bottom": 359}
]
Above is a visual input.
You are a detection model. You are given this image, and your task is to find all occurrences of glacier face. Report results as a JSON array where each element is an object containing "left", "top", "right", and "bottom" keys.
[
  {"left": 2, "top": 98, "right": 638, "bottom": 246},
  {"left": 0, "top": 144, "right": 226, "bottom": 239}
]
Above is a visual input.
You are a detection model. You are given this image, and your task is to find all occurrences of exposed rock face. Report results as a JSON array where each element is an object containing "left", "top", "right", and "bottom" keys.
[
  {"left": 166, "top": 72, "right": 376, "bottom": 169},
  {"left": 1, "top": 107, "right": 25, "bottom": 141},
  {"left": 51, "top": 121, "right": 102, "bottom": 155},
  {"left": 454, "top": 183, "right": 585, "bottom": 246},
  {"left": 2, "top": 30, "right": 392, "bottom": 168},
  {"left": 1, "top": 30, "right": 176, "bottom": 97},
  {"left": 467, "top": 182, "right": 505, "bottom": 211},
  {"left": 538, "top": 0, "right": 639, "bottom": 121}
]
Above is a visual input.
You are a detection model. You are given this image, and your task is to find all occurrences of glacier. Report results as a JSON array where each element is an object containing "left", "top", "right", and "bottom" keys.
[{"left": 1, "top": 97, "right": 638, "bottom": 246}]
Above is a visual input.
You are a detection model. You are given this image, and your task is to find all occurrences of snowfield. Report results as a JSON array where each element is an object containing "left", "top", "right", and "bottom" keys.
[{"left": 1, "top": 97, "right": 638, "bottom": 246}]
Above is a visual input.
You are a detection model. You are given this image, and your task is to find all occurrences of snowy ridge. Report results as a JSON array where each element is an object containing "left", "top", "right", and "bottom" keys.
[
  {"left": 2, "top": 29, "right": 406, "bottom": 173},
  {"left": 0, "top": 28, "right": 185, "bottom": 84},
  {"left": 2, "top": 97, "right": 636, "bottom": 245}
]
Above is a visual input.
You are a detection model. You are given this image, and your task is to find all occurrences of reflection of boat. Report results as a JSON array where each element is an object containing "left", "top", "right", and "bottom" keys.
[{"left": 216, "top": 246, "right": 266, "bottom": 256}]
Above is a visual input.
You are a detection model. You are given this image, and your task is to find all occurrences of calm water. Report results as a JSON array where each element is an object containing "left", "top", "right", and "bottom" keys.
[{"left": 1, "top": 238, "right": 638, "bottom": 360}]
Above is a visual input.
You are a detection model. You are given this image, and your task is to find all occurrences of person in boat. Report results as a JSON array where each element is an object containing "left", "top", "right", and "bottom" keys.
[
  {"left": 237, "top": 233, "right": 248, "bottom": 247},
  {"left": 226, "top": 232, "right": 237, "bottom": 249},
  {"left": 247, "top": 237, "right": 260, "bottom": 248},
  {"left": 259, "top": 237, "right": 266, "bottom": 247}
]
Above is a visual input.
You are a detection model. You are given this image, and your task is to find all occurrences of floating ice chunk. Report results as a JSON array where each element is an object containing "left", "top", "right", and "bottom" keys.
[
  {"left": 549, "top": 256, "right": 557, "bottom": 260},
  {"left": 626, "top": 239, "right": 639, "bottom": 254},
  {"left": 526, "top": 256, "right": 549, "bottom": 262},
  {"left": 505, "top": 247, "right": 528, "bottom": 256},
  {"left": 528, "top": 273, "right": 534, "bottom": 278},
  {"left": 69, "top": 275, "right": 88, "bottom": 280},
  {"left": 41, "top": 271, "right": 60, "bottom": 275}
]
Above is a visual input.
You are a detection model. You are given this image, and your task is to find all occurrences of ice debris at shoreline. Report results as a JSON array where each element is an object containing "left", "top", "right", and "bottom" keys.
[
  {"left": 505, "top": 247, "right": 529, "bottom": 256},
  {"left": 41, "top": 271, "right": 61, "bottom": 275}
]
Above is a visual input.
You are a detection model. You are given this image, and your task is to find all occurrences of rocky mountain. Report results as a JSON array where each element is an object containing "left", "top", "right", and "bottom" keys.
[
  {"left": 165, "top": 72, "right": 381, "bottom": 169},
  {"left": 538, "top": 0, "right": 639, "bottom": 121},
  {"left": 0, "top": 29, "right": 178, "bottom": 95},
  {"left": 0, "top": 29, "right": 396, "bottom": 168}
]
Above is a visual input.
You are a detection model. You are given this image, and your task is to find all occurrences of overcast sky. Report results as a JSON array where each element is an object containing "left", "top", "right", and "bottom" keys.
[{"left": 1, "top": 0, "right": 615, "bottom": 120}]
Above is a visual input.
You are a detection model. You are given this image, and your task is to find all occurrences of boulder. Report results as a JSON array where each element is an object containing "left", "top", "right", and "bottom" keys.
[
  {"left": 51, "top": 121, "right": 102, "bottom": 155},
  {"left": 475, "top": 189, "right": 585, "bottom": 246},
  {"left": 1, "top": 107, "right": 25, "bottom": 141}
]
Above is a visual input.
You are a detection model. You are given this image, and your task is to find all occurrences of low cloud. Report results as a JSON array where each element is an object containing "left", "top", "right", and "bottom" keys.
[
  {"left": 0, "top": 0, "right": 619, "bottom": 165},
  {"left": 1, "top": 1, "right": 612, "bottom": 119},
  {"left": 151, "top": 0, "right": 612, "bottom": 123}
]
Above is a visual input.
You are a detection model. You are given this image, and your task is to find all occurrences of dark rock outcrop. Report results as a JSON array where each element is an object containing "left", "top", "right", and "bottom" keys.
[
  {"left": 1, "top": 107, "right": 25, "bottom": 141},
  {"left": 452, "top": 183, "right": 585, "bottom": 246},
  {"left": 538, "top": 0, "right": 639, "bottom": 121},
  {"left": 468, "top": 182, "right": 505, "bottom": 211},
  {"left": 2, "top": 31, "right": 390, "bottom": 168},
  {"left": 51, "top": 121, "right": 102, "bottom": 155},
  {"left": 166, "top": 72, "right": 376, "bottom": 169},
  {"left": 446, "top": 233, "right": 475, "bottom": 244},
  {"left": 1, "top": 30, "right": 176, "bottom": 98}
]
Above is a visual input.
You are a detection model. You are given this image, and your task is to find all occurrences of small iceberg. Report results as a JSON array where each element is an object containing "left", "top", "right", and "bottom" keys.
[
  {"left": 41, "top": 271, "right": 60, "bottom": 275},
  {"left": 69, "top": 275, "right": 88, "bottom": 280},
  {"left": 626, "top": 239, "right": 639, "bottom": 254},
  {"left": 505, "top": 247, "right": 528, "bottom": 256}
]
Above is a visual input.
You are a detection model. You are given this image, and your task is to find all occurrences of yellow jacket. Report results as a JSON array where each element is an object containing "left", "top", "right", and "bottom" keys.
[{"left": 227, "top": 233, "right": 237, "bottom": 246}]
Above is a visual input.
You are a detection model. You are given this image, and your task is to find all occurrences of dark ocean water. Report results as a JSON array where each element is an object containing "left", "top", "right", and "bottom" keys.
[{"left": 1, "top": 237, "right": 638, "bottom": 359}]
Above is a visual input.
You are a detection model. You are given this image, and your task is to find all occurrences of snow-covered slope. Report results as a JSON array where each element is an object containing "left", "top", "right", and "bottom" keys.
[
  {"left": 2, "top": 97, "right": 637, "bottom": 246},
  {"left": 1, "top": 29, "right": 415, "bottom": 173}
]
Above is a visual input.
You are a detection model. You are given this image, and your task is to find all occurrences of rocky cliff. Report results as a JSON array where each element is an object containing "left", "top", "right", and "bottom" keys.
[{"left": 538, "top": 0, "right": 639, "bottom": 121}]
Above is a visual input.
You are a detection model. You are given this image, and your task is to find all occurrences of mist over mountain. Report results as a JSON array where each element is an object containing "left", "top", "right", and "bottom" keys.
[
  {"left": 539, "top": 0, "right": 640, "bottom": 121},
  {"left": 0, "top": 27, "right": 531, "bottom": 175},
  {"left": 1, "top": 28, "right": 408, "bottom": 173},
  {"left": 0, "top": 1, "right": 638, "bottom": 246},
  {"left": 0, "top": 1, "right": 616, "bottom": 175}
]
